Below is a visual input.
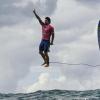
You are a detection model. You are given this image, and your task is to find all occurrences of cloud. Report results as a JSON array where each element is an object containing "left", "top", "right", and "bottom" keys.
[
  {"left": 0, "top": 0, "right": 58, "bottom": 27},
  {"left": 0, "top": 0, "right": 100, "bottom": 93},
  {"left": 0, "top": 24, "right": 35, "bottom": 92},
  {"left": 35, "top": 0, "right": 58, "bottom": 16},
  {"left": 0, "top": 1, "right": 34, "bottom": 27},
  {"left": 0, "top": 0, "right": 55, "bottom": 92},
  {"left": 53, "top": 0, "right": 100, "bottom": 32},
  {"left": 76, "top": 0, "right": 100, "bottom": 4},
  {"left": 0, "top": 0, "right": 58, "bottom": 92},
  {"left": 23, "top": 0, "right": 100, "bottom": 93},
  {"left": 76, "top": 0, "right": 100, "bottom": 8}
]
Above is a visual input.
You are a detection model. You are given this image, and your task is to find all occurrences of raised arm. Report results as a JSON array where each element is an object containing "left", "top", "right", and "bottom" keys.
[{"left": 33, "top": 9, "right": 44, "bottom": 25}]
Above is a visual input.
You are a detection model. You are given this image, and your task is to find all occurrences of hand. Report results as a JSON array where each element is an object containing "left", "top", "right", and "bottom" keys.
[
  {"left": 33, "top": 9, "right": 36, "bottom": 13},
  {"left": 50, "top": 42, "right": 53, "bottom": 45}
]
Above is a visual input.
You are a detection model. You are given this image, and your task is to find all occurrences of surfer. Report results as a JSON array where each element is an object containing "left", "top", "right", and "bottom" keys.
[{"left": 33, "top": 9, "right": 55, "bottom": 67}]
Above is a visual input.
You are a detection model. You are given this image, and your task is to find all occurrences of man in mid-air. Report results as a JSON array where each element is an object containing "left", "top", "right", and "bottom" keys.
[{"left": 33, "top": 9, "right": 55, "bottom": 67}]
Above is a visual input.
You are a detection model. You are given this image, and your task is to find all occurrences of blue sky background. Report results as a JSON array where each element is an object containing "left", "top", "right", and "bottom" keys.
[{"left": 0, "top": 0, "right": 100, "bottom": 93}]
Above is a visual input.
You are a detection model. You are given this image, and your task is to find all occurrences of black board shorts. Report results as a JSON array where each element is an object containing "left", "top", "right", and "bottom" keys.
[{"left": 39, "top": 39, "right": 50, "bottom": 52}]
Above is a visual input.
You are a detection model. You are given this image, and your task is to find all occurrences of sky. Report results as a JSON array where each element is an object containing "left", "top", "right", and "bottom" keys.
[{"left": 0, "top": 0, "right": 100, "bottom": 93}]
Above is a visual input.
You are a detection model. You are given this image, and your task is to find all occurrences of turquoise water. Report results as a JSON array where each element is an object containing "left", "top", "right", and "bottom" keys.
[{"left": 0, "top": 89, "right": 100, "bottom": 100}]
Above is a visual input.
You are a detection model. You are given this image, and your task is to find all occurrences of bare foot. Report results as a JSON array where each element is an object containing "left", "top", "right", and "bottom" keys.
[
  {"left": 44, "top": 64, "right": 49, "bottom": 67},
  {"left": 41, "top": 62, "right": 46, "bottom": 66}
]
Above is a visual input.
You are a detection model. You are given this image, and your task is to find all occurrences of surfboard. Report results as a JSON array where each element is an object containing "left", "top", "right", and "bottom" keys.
[{"left": 98, "top": 20, "right": 100, "bottom": 49}]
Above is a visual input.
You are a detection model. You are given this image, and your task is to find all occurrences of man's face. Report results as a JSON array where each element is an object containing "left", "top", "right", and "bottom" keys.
[{"left": 45, "top": 19, "right": 49, "bottom": 25}]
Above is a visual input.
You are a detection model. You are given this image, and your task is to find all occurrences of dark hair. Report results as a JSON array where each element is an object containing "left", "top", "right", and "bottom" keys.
[{"left": 45, "top": 17, "right": 51, "bottom": 24}]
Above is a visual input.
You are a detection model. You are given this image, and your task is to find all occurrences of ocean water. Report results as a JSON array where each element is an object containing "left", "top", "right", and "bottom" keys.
[{"left": 0, "top": 89, "right": 100, "bottom": 100}]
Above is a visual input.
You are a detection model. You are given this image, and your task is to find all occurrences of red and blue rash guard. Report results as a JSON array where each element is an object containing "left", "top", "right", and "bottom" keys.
[{"left": 42, "top": 24, "right": 54, "bottom": 40}]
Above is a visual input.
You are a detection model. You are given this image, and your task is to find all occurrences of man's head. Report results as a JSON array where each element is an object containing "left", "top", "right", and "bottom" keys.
[{"left": 45, "top": 17, "right": 51, "bottom": 25}]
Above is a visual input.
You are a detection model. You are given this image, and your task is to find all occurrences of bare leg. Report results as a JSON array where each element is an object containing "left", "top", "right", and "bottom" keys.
[
  {"left": 39, "top": 51, "right": 46, "bottom": 65},
  {"left": 44, "top": 52, "right": 49, "bottom": 67}
]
